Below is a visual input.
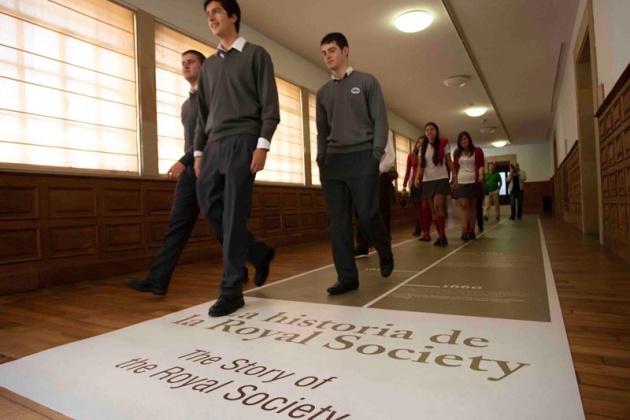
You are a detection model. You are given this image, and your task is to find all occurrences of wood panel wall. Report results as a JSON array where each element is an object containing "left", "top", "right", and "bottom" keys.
[
  {"left": 0, "top": 171, "right": 415, "bottom": 295},
  {"left": 553, "top": 141, "right": 582, "bottom": 230},
  {"left": 522, "top": 181, "right": 552, "bottom": 214},
  {"left": 596, "top": 63, "right": 630, "bottom": 264}
]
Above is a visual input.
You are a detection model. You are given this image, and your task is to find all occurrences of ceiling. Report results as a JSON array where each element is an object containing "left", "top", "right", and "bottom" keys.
[{"left": 236, "top": 0, "right": 580, "bottom": 148}]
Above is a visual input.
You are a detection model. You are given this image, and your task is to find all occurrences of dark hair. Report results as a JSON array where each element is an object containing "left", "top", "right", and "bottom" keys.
[
  {"left": 320, "top": 32, "right": 349, "bottom": 50},
  {"left": 413, "top": 136, "right": 424, "bottom": 157},
  {"left": 182, "top": 50, "right": 206, "bottom": 65},
  {"left": 454, "top": 131, "right": 475, "bottom": 160},
  {"left": 203, "top": 0, "right": 241, "bottom": 32},
  {"left": 420, "top": 122, "right": 441, "bottom": 167}
]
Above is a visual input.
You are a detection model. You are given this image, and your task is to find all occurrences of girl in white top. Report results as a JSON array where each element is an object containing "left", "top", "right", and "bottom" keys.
[
  {"left": 413, "top": 122, "right": 457, "bottom": 247},
  {"left": 452, "top": 131, "right": 485, "bottom": 242}
]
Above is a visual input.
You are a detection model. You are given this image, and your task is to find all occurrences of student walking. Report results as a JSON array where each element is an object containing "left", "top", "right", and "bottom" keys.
[
  {"left": 414, "top": 122, "right": 456, "bottom": 247},
  {"left": 194, "top": 0, "right": 279, "bottom": 317},
  {"left": 452, "top": 131, "right": 485, "bottom": 241},
  {"left": 316, "top": 32, "right": 394, "bottom": 295}
]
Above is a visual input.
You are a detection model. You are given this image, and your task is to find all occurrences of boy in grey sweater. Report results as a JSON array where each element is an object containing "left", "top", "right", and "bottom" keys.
[
  {"left": 316, "top": 32, "right": 394, "bottom": 295},
  {"left": 124, "top": 50, "right": 212, "bottom": 296},
  {"left": 194, "top": 0, "right": 279, "bottom": 317}
]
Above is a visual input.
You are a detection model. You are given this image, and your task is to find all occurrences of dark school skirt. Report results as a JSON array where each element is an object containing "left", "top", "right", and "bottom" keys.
[
  {"left": 409, "top": 183, "right": 422, "bottom": 203},
  {"left": 452, "top": 183, "right": 484, "bottom": 199},
  {"left": 421, "top": 178, "right": 452, "bottom": 200}
]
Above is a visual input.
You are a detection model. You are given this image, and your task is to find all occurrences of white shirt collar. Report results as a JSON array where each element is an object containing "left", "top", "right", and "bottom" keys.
[
  {"left": 332, "top": 66, "right": 354, "bottom": 81},
  {"left": 217, "top": 36, "right": 246, "bottom": 55}
]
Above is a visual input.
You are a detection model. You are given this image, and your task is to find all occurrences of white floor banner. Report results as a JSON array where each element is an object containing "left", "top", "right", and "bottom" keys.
[{"left": 0, "top": 296, "right": 583, "bottom": 419}]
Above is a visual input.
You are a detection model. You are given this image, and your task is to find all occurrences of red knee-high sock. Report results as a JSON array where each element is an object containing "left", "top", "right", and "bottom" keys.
[
  {"left": 436, "top": 215, "right": 446, "bottom": 239},
  {"left": 422, "top": 200, "right": 432, "bottom": 238}
]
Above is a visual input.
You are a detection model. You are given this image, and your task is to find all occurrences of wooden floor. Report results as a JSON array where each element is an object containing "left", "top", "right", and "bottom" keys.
[{"left": 0, "top": 216, "right": 629, "bottom": 419}]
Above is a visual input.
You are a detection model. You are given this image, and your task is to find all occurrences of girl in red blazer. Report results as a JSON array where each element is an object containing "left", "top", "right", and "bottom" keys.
[
  {"left": 413, "top": 122, "right": 456, "bottom": 246},
  {"left": 452, "top": 131, "right": 485, "bottom": 241},
  {"left": 403, "top": 136, "right": 432, "bottom": 241}
]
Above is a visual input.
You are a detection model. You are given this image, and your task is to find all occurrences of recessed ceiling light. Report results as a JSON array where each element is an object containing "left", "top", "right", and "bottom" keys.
[
  {"left": 394, "top": 11, "right": 433, "bottom": 33},
  {"left": 465, "top": 107, "right": 487, "bottom": 117},
  {"left": 480, "top": 126, "right": 497, "bottom": 133},
  {"left": 492, "top": 141, "right": 508, "bottom": 148},
  {"left": 443, "top": 76, "right": 470, "bottom": 88}
]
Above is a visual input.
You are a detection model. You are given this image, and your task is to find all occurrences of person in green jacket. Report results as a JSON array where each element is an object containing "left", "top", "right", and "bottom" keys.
[{"left": 484, "top": 162, "right": 502, "bottom": 221}]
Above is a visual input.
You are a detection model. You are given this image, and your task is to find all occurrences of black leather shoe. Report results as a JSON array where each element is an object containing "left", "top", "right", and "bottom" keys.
[
  {"left": 208, "top": 295, "right": 244, "bottom": 317},
  {"left": 461, "top": 232, "right": 470, "bottom": 242},
  {"left": 412, "top": 228, "right": 421, "bottom": 236},
  {"left": 327, "top": 280, "right": 359, "bottom": 295},
  {"left": 254, "top": 248, "right": 275, "bottom": 287},
  {"left": 380, "top": 254, "right": 394, "bottom": 277},
  {"left": 469, "top": 231, "right": 477, "bottom": 240},
  {"left": 124, "top": 278, "right": 167, "bottom": 296},
  {"left": 354, "top": 245, "right": 369, "bottom": 256},
  {"left": 434, "top": 237, "right": 448, "bottom": 247}
]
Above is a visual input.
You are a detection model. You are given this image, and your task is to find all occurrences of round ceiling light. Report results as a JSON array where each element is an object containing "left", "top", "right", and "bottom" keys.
[
  {"left": 465, "top": 106, "right": 487, "bottom": 117},
  {"left": 394, "top": 11, "right": 433, "bottom": 33},
  {"left": 443, "top": 76, "right": 470, "bottom": 88},
  {"left": 492, "top": 140, "right": 508, "bottom": 148},
  {"left": 480, "top": 126, "right": 497, "bottom": 133}
]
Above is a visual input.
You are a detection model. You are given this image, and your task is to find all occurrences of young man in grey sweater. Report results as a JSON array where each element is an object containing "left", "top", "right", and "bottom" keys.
[
  {"left": 316, "top": 32, "right": 394, "bottom": 295},
  {"left": 194, "top": 0, "right": 280, "bottom": 317},
  {"left": 125, "top": 50, "right": 223, "bottom": 296}
]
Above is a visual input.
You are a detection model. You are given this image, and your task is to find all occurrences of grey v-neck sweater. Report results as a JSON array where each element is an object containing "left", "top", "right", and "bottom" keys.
[
  {"left": 315, "top": 70, "right": 389, "bottom": 165},
  {"left": 194, "top": 42, "right": 280, "bottom": 152}
]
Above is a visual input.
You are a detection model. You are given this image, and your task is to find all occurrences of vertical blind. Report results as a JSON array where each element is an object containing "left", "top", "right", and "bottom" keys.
[
  {"left": 154, "top": 23, "right": 215, "bottom": 174},
  {"left": 308, "top": 92, "right": 319, "bottom": 186},
  {"left": 256, "top": 77, "right": 304, "bottom": 184},
  {"left": 0, "top": 0, "right": 138, "bottom": 172},
  {"left": 395, "top": 132, "right": 411, "bottom": 191},
  {"left": 0, "top": 1, "right": 406, "bottom": 188}
]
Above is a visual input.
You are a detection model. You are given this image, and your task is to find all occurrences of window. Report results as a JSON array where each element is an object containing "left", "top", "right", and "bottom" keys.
[
  {"left": 394, "top": 132, "right": 411, "bottom": 191},
  {"left": 256, "top": 77, "right": 304, "bottom": 184},
  {"left": 0, "top": 0, "right": 138, "bottom": 172},
  {"left": 154, "top": 23, "right": 215, "bottom": 175},
  {"left": 308, "top": 92, "right": 319, "bottom": 186}
]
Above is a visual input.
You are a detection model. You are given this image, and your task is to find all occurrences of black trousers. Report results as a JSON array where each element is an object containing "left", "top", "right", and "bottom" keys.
[
  {"left": 476, "top": 195, "right": 484, "bottom": 230},
  {"left": 147, "top": 166, "right": 199, "bottom": 290},
  {"left": 510, "top": 190, "right": 524, "bottom": 219},
  {"left": 196, "top": 134, "right": 271, "bottom": 297},
  {"left": 321, "top": 150, "right": 392, "bottom": 281},
  {"left": 357, "top": 172, "right": 393, "bottom": 247}
]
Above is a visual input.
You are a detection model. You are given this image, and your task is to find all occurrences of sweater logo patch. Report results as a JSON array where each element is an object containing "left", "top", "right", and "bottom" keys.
[{"left": 350, "top": 87, "right": 361, "bottom": 94}]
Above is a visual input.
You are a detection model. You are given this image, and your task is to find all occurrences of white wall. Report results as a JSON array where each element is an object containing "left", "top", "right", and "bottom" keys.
[
  {"left": 482, "top": 142, "right": 553, "bottom": 182},
  {"left": 552, "top": 0, "right": 630, "bottom": 168},
  {"left": 119, "top": 0, "right": 420, "bottom": 137},
  {"left": 554, "top": 61, "right": 579, "bottom": 166},
  {"left": 552, "top": 0, "right": 587, "bottom": 168},
  {"left": 593, "top": 0, "right": 630, "bottom": 99}
]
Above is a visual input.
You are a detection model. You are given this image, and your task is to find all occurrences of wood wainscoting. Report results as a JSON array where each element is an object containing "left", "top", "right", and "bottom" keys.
[
  {"left": 596, "top": 63, "right": 630, "bottom": 264},
  {"left": 552, "top": 141, "right": 583, "bottom": 230},
  {"left": 0, "top": 171, "right": 415, "bottom": 295},
  {"left": 522, "top": 180, "right": 552, "bottom": 215}
]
